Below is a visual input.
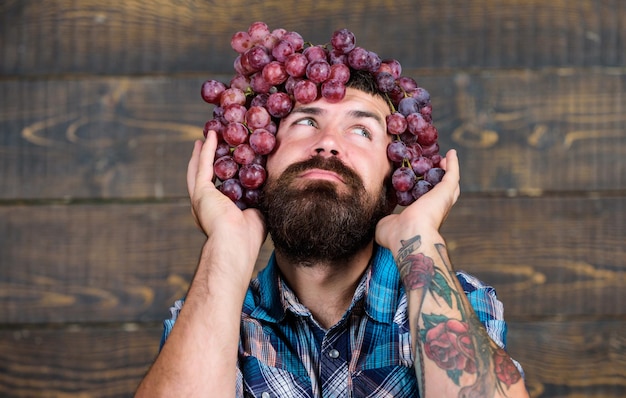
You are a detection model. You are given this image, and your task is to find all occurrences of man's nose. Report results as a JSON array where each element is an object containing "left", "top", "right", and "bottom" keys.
[{"left": 311, "top": 129, "right": 343, "bottom": 158}]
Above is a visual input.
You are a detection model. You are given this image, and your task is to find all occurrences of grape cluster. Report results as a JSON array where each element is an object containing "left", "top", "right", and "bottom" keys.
[{"left": 201, "top": 22, "right": 444, "bottom": 209}]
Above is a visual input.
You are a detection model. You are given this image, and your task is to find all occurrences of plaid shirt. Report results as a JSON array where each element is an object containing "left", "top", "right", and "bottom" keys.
[{"left": 162, "top": 245, "right": 519, "bottom": 397}]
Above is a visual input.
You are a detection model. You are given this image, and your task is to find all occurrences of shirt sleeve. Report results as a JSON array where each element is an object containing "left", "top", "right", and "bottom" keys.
[
  {"left": 455, "top": 270, "right": 525, "bottom": 378},
  {"left": 160, "top": 298, "right": 184, "bottom": 350}
]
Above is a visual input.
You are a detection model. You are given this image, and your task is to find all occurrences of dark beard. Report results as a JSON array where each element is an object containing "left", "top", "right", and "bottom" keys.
[{"left": 259, "top": 156, "right": 390, "bottom": 265}]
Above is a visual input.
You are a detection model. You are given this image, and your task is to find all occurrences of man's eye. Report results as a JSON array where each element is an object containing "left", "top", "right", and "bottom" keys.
[
  {"left": 294, "top": 117, "right": 317, "bottom": 127},
  {"left": 352, "top": 127, "right": 371, "bottom": 139}
]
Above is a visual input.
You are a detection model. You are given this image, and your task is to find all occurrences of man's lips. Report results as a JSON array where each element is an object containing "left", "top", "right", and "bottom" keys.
[{"left": 298, "top": 168, "right": 346, "bottom": 183}]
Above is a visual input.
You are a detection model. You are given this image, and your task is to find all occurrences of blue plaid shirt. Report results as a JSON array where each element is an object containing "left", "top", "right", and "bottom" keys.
[{"left": 162, "top": 245, "right": 519, "bottom": 397}]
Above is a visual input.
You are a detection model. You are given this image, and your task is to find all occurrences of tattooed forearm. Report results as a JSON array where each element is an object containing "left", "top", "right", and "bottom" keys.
[{"left": 398, "top": 238, "right": 522, "bottom": 397}]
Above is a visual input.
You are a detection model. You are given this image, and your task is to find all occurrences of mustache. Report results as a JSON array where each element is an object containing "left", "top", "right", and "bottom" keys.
[{"left": 278, "top": 156, "right": 364, "bottom": 188}]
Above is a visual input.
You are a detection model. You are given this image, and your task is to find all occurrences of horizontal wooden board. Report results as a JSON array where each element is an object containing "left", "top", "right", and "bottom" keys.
[
  {"left": 0, "top": 320, "right": 622, "bottom": 397},
  {"left": 1, "top": 0, "right": 624, "bottom": 76},
  {"left": 1, "top": 69, "right": 624, "bottom": 200},
  {"left": 507, "top": 319, "right": 626, "bottom": 398},
  {"left": 0, "top": 325, "right": 161, "bottom": 398},
  {"left": 0, "top": 196, "right": 623, "bottom": 324},
  {"left": 441, "top": 195, "right": 626, "bottom": 318}
]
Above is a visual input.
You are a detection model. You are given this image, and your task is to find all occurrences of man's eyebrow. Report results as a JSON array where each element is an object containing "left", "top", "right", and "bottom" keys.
[
  {"left": 348, "top": 110, "right": 384, "bottom": 126},
  {"left": 290, "top": 106, "right": 325, "bottom": 116}
]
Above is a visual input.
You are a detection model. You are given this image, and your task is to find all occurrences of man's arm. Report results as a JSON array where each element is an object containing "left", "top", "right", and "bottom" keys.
[
  {"left": 135, "top": 135, "right": 266, "bottom": 397},
  {"left": 376, "top": 150, "right": 529, "bottom": 398}
]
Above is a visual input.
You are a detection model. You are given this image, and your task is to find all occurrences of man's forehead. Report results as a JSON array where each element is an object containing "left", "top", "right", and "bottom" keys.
[{"left": 288, "top": 88, "right": 389, "bottom": 118}]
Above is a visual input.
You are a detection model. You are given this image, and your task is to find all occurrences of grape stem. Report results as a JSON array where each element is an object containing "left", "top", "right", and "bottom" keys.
[{"left": 384, "top": 93, "right": 396, "bottom": 113}]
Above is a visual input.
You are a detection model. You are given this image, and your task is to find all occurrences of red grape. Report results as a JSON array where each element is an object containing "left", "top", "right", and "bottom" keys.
[
  {"left": 382, "top": 58, "right": 402, "bottom": 78},
  {"left": 203, "top": 118, "right": 224, "bottom": 138},
  {"left": 366, "top": 51, "right": 381, "bottom": 73},
  {"left": 239, "top": 164, "right": 267, "bottom": 189},
  {"left": 220, "top": 87, "right": 246, "bottom": 107},
  {"left": 285, "top": 53, "right": 308, "bottom": 77},
  {"left": 417, "top": 124, "right": 438, "bottom": 147},
  {"left": 231, "top": 31, "right": 252, "bottom": 53},
  {"left": 392, "top": 166, "right": 416, "bottom": 192},
  {"left": 223, "top": 122, "right": 249, "bottom": 146},
  {"left": 248, "top": 21, "right": 270, "bottom": 43},
  {"left": 222, "top": 103, "right": 247, "bottom": 124},
  {"left": 331, "top": 28, "right": 356, "bottom": 54},
  {"left": 243, "top": 188, "right": 262, "bottom": 207},
  {"left": 320, "top": 79, "right": 346, "bottom": 102},
  {"left": 424, "top": 167, "right": 445, "bottom": 185},
  {"left": 233, "top": 143, "right": 256, "bottom": 165},
  {"left": 376, "top": 72, "right": 396, "bottom": 93},
  {"left": 229, "top": 74, "right": 251, "bottom": 91},
  {"left": 201, "top": 80, "right": 226, "bottom": 104},
  {"left": 387, "top": 141, "right": 408, "bottom": 163},
  {"left": 421, "top": 142, "right": 440, "bottom": 157},
  {"left": 306, "top": 59, "right": 331, "bottom": 84},
  {"left": 282, "top": 31, "right": 304, "bottom": 52},
  {"left": 397, "top": 76, "right": 418, "bottom": 93},
  {"left": 244, "top": 45, "right": 272, "bottom": 72},
  {"left": 411, "top": 156, "right": 433, "bottom": 176},
  {"left": 329, "top": 63, "right": 350, "bottom": 84},
  {"left": 293, "top": 79, "right": 318, "bottom": 104},
  {"left": 219, "top": 178, "right": 244, "bottom": 202},
  {"left": 213, "top": 156, "right": 239, "bottom": 181},
  {"left": 266, "top": 92, "right": 292, "bottom": 118},
  {"left": 412, "top": 180, "right": 433, "bottom": 199},
  {"left": 245, "top": 106, "right": 271, "bottom": 130},
  {"left": 347, "top": 47, "right": 370, "bottom": 70},
  {"left": 304, "top": 45, "right": 328, "bottom": 62},
  {"left": 249, "top": 128, "right": 276, "bottom": 155},
  {"left": 396, "top": 190, "right": 414, "bottom": 206},
  {"left": 272, "top": 40, "right": 295, "bottom": 62},
  {"left": 386, "top": 112, "right": 408, "bottom": 135},
  {"left": 215, "top": 141, "right": 231, "bottom": 158},
  {"left": 249, "top": 72, "right": 272, "bottom": 94},
  {"left": 262, "top": 60, "right": 288, "bottom": 85},
  {"left": 406, "top": 112, "right": 429, "bottom": 136},
  {"left": 398, "top": 97, "right": 420, "bottom": 117}
]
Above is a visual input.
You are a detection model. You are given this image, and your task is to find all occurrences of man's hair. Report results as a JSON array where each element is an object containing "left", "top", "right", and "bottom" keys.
[
  {"left": 345, "top": 70, "right": 391, "bottom": 112},
  {"left": 346, "top": 69, "right": 384, "bottom": 98}
]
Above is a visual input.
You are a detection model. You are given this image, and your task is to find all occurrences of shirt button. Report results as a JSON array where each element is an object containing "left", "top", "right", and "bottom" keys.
[
  {"left": 262, "top": 393, "right": 270, "bottom": 398},
  {"left": 328, "top": 349, "right": 340, "bottom": 359}
]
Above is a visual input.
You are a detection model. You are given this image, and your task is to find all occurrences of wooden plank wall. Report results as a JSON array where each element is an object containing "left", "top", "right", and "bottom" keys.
[{"left": 1, "top": 0, "right": 624, "bottom": 396}]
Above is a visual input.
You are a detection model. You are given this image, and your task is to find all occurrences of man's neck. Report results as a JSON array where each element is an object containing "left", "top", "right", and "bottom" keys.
[{"left": 275, "top": 243, "right": 375, "bottom": 329}]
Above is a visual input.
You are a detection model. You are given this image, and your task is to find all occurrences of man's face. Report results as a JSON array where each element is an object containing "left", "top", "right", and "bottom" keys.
[{"left": 259, "top": 88, "right": 394, "bottom": 264}]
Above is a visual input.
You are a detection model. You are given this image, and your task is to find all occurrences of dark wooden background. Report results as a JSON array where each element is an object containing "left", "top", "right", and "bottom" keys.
[{"left": 1, "top": 0, "right": 624, "bottom": 396}]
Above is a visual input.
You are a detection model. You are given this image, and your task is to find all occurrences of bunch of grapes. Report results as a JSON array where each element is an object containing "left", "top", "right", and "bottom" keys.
[{"left": 200, "top": 21, "right": 444, "bottom": 209}]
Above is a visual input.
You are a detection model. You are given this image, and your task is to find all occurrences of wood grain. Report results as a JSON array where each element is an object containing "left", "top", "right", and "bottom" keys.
[
  {"left": 0, "top": 325, "right": 161, "bottom": 398},
  {"left": 0, "top": 201, "right": 276, "bottom": 324},
  {"left": 440, "top": 195, "right": 626, "bottom": 318},
  {"left": 1, "top": 0, "right": 624, "bottom": 77},
  {"left": 507, "top": 320, "right": 626, "bottom": 398},
  {"left": 1, "top": 69, "right": 624, "bottom": 200}
]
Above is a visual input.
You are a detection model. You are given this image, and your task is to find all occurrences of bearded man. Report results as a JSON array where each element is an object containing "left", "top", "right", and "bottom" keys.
[{"left": 136, "top": 67, "right": 528, "bottom": 398}]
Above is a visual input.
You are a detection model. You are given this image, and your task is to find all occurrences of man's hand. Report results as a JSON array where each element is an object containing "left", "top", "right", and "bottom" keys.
[
  {"left": 375, "top": 149, "right": 460, "bottom": 253},
  {"left": 187, "top": 131, "right": 267, "bottom": 275}
]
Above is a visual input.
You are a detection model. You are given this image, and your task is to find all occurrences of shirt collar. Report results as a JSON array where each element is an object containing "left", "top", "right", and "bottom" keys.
[{"left": 247, "top": 246, "right": 403, "bottom": 325}]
